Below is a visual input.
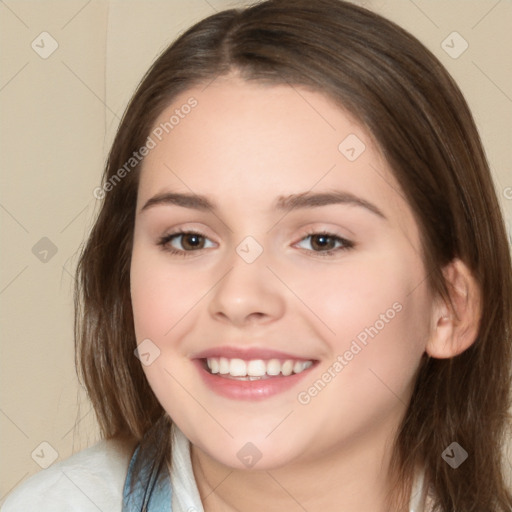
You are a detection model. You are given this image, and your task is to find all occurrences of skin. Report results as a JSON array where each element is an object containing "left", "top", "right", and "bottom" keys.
[{"left": 129, "top": 75, "right": 468, "bottom": 511}]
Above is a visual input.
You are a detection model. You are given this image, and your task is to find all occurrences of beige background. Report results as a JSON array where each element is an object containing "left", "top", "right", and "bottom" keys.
[{"left": 1, "top": 0, "right": 511, "bottom": 503}]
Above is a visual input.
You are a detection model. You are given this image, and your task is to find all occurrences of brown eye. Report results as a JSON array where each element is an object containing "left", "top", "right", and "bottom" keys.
[
  {"left": 310, "top": 234, "right": 337, "bottom": 251},
  {"left": 158, "top": 231, "right": 215, "bottom": 254},
  {"left": 181, "top": 233, "right": 205, "bottom": 250},
  {"left": 295, "top": 232, "right": 354, "bottom": 255}
]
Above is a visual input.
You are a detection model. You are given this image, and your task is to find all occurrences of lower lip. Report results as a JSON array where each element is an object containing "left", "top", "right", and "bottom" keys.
[{"left": 194, "top": 360, "right": 315, "bottom": 401}]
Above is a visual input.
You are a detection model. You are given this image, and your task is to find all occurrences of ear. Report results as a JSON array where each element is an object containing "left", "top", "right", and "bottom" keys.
[{"left": 426, "top": 258, "right": 481, "bottom": 359}]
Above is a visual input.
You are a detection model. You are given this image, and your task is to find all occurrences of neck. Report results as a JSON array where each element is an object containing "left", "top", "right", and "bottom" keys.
[{"left": 191, "top": 419, "right": 411, "bottom": 512}]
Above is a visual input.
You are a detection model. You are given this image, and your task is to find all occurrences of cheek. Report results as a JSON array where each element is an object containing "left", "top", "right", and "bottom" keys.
[
  {"left": 130, "top": 246, "right": 210, "bottom": 342},
  {"left": 280, "top": 248, "right": 429, "bottom": 343},
  {"left": 129, "top": 245, "right": 209, "bottom": 424},
  {"left": 287, "top": 248, "right": 430, "bottom": 391},
  {"left": 289, "top": 268, "right": 430, "bottom": 452}
]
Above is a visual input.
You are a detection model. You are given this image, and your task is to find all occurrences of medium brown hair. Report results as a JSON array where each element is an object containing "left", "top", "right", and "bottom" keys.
[{"left": 75, "top": 0, "right": 512, "bottom": 509}]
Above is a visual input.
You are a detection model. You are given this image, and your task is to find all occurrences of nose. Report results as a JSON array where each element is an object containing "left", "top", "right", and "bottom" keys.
[{"left": 208, "top": 255, "right": 286, "bottom": 328}]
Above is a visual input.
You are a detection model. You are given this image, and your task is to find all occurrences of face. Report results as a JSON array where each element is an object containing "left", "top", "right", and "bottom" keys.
[{"left": 130, "top": 76, "right": 434, "bottom": 470}]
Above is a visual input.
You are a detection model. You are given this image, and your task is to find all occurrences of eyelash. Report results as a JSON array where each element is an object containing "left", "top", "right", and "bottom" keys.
[
  {"left": 297, "top": 229, "right": 354, "bottom": 256},
  {"left": 157, "top": 229, "right": 355, "bottom": 257},
  {"left": 157, "top": 230, "right": 209, "bottom": 257}
]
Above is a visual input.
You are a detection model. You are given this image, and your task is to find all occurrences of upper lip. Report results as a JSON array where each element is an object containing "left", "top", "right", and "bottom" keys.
[{"left": 192, "top": 346, "right": 315, "bottom": 361}]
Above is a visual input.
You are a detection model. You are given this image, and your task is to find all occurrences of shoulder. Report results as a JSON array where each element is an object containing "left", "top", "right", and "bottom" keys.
[{"left": 1, "top": 437, "right": 137, "bottom": 512}]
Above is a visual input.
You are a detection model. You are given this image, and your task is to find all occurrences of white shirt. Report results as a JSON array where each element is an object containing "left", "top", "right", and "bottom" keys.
[{"left": 1, "top": 425, "right": 429, "bottom": 511}]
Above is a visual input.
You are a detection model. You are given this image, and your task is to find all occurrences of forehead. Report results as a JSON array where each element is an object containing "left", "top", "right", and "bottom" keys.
[
  {"left": 142, "top": 77, "right": 373, "bottom": 172},
  {"left": 137, "top": 77, "right": 412, "bottom": 226}
]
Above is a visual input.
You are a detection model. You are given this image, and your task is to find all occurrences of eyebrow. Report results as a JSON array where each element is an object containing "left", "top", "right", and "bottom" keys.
[
  {"left": 139, "top": 190, "right": 386, "bottom": 219},
  {"left": 276, "top": 191, "right": 386, "bottom": 218},
  {"left": 140, "top": 192, "right": 212, "bottom": 213}
]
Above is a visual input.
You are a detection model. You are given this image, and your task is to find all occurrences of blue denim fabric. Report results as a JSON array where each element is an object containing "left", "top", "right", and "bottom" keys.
[{"left": 122, "top": 444, "right": 172, "bottom": 511}]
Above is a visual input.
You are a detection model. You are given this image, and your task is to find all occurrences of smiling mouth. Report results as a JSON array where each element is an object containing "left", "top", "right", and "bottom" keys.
[{"left": 202, "top": 357, "right": 314, "bottom": 380}]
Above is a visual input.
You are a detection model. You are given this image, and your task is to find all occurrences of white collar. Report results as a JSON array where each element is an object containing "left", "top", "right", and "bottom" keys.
[{"left": 170, "top": 423, "right": 205, "bottom": 512}]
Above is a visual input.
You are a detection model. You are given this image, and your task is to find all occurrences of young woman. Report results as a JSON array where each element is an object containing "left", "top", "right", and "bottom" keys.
[{"left": 4, "top": 1, "right": 511, "bottom": 511}]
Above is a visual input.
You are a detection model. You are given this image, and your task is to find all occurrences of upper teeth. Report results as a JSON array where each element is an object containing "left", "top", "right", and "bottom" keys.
[{"left": 206, "top": 357, "right": 313, "bottom": 377}]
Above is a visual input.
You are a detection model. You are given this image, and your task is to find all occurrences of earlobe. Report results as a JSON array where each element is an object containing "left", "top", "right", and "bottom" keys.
[{"left": 425, "top": 259, "right": 481, "bottom": 359}]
